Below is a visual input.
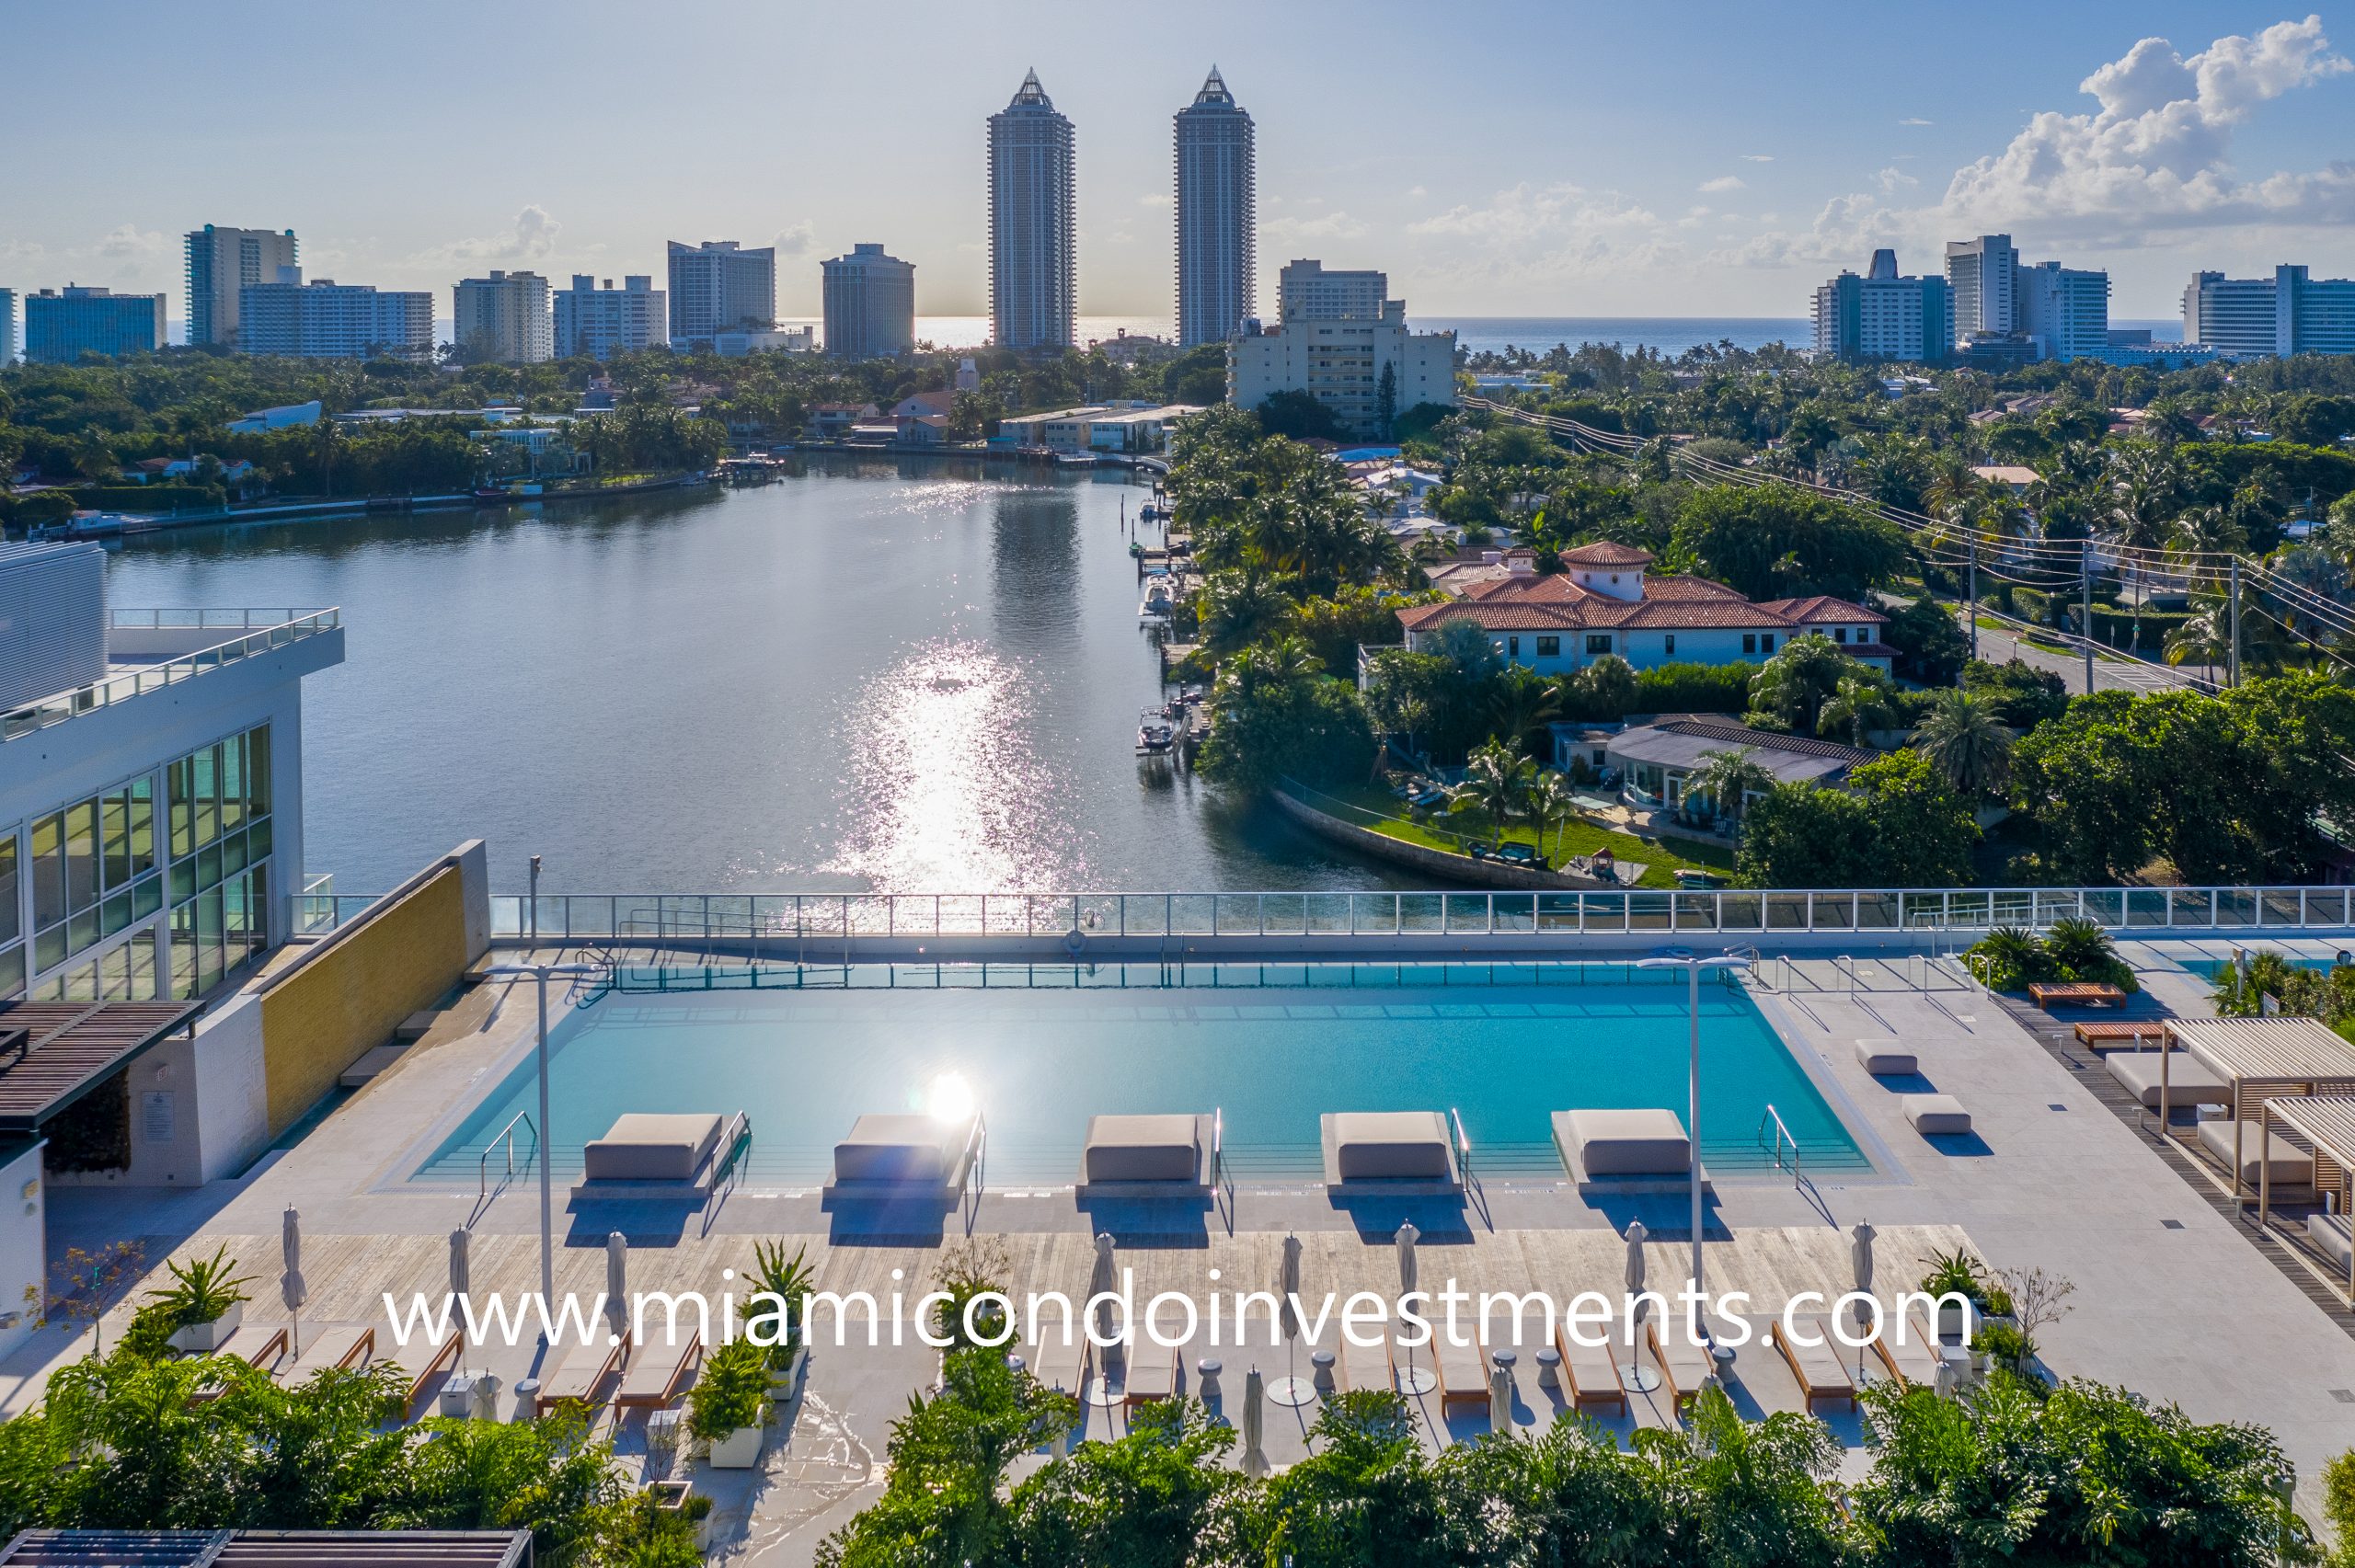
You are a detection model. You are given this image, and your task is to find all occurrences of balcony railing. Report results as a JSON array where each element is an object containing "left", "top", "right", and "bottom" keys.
[
  {"left": 281, "top": 884, "right": 2355, "bottom": 943},
  {"left": 3, "top": 609, "right": 340, "bottom": 743}
]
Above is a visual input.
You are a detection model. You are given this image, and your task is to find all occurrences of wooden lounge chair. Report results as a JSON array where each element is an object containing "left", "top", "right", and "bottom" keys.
[
  {"left": 616, "top": 1331, "right": 703, "bottom": 1410},
  {"left": 378, "top": 1334, "right": 463, "bottom": 1412},
  {"left": 1120, "top": 1333, "right": 1178, "bottom": 1407},
  {"left": 1770, "top": 1315, "right": 1857, "bottom": 1411},
  {"left": 1869, "top": 1313, "right": 1944, "bottom": 1390},
  {"left": 189, "top": 1324, "right": 291, "bottom": 1402},
  {"left": 2074, "top": 1020, "right": 2169, "bottom": 1051},
  {"left": 1341, "top": 1327, "right": 1395, "bottom": 1394},
  {"left": 1028, "top": 1325, "right": 1090, "bottom": 1399},
  {"left": 534, "top": 1339, "right": 625, "bottom": 1415},
  {"left": 1646, "top": 1318, "right": 1713, "bottom": 1411},
  {"left": 1554, "top": 1320, "right": 1627, "bottom": 1415},
  {"left": 278, "top": 1325, "right": 375, "bottom": 1382},
  {"left": 2027, "top": 981, "right": 2126, "bottom": 1010},
  {"left": 1433, "top": 1332, "right": 1491, "bottom": 1413}
]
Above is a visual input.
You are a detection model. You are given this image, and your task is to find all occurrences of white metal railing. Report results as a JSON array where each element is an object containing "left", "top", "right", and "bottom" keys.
[
  {"left": 3, "top": 608, "right": 340, "bottom": 743},
  {"left": 275, "top": 885, "right": 2355, "bottom": 944},
  {"left": 476, "top": 1109, "right": 537, "bottom": 1218}
]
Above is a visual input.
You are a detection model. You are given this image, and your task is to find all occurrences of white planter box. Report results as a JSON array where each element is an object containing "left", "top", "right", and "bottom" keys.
[
  {"left": 1935, "top": 1299, "right": 1972, "bottom": 1341},
  {"left": 706, "top": 1423, "right": 764, "bottom": 1470},
  {"left": 771, "top": 1344, "right": 808, "bottom": 1402},
  {"left": 167, "top": 1302, "right": 243, "bottom": 1352}
]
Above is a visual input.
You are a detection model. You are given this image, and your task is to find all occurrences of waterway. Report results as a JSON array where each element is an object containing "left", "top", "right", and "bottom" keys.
[{"left": 102, "top": 458, "right": 1407, "bottom": 897}]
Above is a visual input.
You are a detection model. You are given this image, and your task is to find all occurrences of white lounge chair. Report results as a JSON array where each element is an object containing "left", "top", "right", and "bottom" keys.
[{"left": 1319, "top": 1111, "right": 1463, "bottom": 1194}]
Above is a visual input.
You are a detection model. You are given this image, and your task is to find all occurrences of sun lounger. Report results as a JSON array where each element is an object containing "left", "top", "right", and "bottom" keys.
[
  {"left": 1770, "top": 1315, "right": 1857, "bottom": 1411},
  {"left": 1646, "top": 1317, "right": 1713, "bottom": 1410},
  {"left": 2105, "top": 1049, "right": 2232, "bottom": 1110},
  {"left": 1342, "top": 1328, "right": 1395, "bottom": 1394},
  {"left": 1554, "top": 1320, "right": 1627, "bottom": 1415},
  {"left": 1902, "top": 1093, "right": 1973, "bottom": 1137},
  {"left": 572, "top": 1112, "right": 746, "bottom": 1200},
  {"left": 1318, "top": 1111, "right": 1463, "bottom": 1194},
  {"left": 1029, "top": 1327, "right": 1090, "bottom": 1398},
  {"left": 825, "top": 1111, "right": 984, "bottom": 1198},
  {"left": 2195, "top": 1120, "right": 2315, "bottom": 1188},
  {"left": 207, "top": 1322, "right": 290, "bottom": 1371},
  {"left": 1431, "top": 1332, "right": 1490, "bottom": 1413},
  {"left": 1077, "top": 1112, "right": 1218, "bottom": 1195},
  {"left": 1855, "top": 1039, "right": 1918, "bottom": 1076},
  {"left": 378, "top": 1333, "right": 462, "bottom": 1410},
  {"left": 2309, "top": 1212, "right": 2351, "bottom": 1273},
  {"left": 2074, "top": 1021, "right": 2169, "bottom": 1052},
  {"left": 1869, "top": 1314, "right": 1944, "bottom": 1390},
  {"left": 1552, "top": 1108, "right": 1709, "bottom": 1195},
  {"left": 279, "top": 1324, "right": 375, "bottom": 1382},
  {"left": 616, "top": 1331, "right": 703, "bottom": 1409},
  {"left": 1120, "top": 1333, "right": 1178, "bottom": 1406},
  {"left": 534, "top": 1339, "right": 625, "bottom": 1415},
  {"left": 2028, "top": 981, "right": 2126, "bottom": 1010}
]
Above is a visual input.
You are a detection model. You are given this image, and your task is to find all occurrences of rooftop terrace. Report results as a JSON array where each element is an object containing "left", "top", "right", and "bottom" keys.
[{"left": 1, "top": 608, "right": 342, "bottom": 743}]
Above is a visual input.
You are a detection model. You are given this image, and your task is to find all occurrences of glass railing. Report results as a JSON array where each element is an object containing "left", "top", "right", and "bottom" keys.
[
  {"left": 275, "top": 884, "right": 2355, "bottom": 943},
  {"left": 2, "top": 609, "right": 341, "bottom": 743}
]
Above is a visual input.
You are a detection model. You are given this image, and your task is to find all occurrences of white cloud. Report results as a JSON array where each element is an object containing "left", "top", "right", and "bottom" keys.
[
  {"left": 412, "top": 204, "right": 562, "bottom": 268},
  {"left": 1699, "top": 175, "right": 1746, "bottom": 193},
  {"left": 1403, "top": 181, "right": 1685, "bottom": 289},
  {"left": 1740, "top": 155, "right": 1775, "bottom": 164},
  {"left": 1877, "top": 166, "right": 1919, "bottom": 193},
  {"left": 773, "top": 221, "right": 815, "bottom": 257},
  {"left": 1263, "top": 209, "right": 1370, "bottom": 243},
  {"left": 1138, "top": 192, "right": 1173, "bottom": 208},
  {"left": 98, "top": 224, "right": 167, "bottom": 258},
  {"left": 1898, "top": 117, "right": 1934, "bottom": 126},
  {"left": 1407, "top": 184, "right": 1428, "bottom": 197}
]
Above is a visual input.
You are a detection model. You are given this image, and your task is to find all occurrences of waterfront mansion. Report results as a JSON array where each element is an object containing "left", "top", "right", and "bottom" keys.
[{"left": 1396, "top": 541, "right": 1892, "bottom": 674}]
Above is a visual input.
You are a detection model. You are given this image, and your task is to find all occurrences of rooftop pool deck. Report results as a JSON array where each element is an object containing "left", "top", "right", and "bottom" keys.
[{"left": 413, "top": 960, "right": 1867, "bottom": 1188}]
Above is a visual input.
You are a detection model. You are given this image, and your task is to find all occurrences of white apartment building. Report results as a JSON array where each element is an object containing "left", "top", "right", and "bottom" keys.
[
  {"left": 1945, "top": 234, "right": 2021, "bottom": 341},
  {"left": 668, "top": 240, "right": 776, "bottom": 347},
  {"left": 1279, "top": 258, "right": 1391, "bottom": 323},
  {"left": 1810, "top": 248, "right": 1953, "bottom": 363},
  {"left": 1231, "top": 283, "right": 1456, "bottom": 438},
  {"left": 2185, "top": 265, "right": 2355, "bottom": 357},
  {"left": 554, "top": 274, "right": 665, "bottom": 360},
  {"left": 238, "top": 273, "right": 433, "bottom": 359},
  {"left": 185, "top": 226, "right": 299, "bottom": 349},
  {"left": 2019, "top": 261, "right": 2111, "bottom": 361},
  {"left": 453, "top": 269, "right": 554, "bottom": 364}
]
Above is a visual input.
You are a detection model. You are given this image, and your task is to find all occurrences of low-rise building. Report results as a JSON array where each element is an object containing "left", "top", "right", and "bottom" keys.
[
  {"left": 1592, "top": 716, "right": 1873, "bottom": 810},
  {"left": 23, "top": 286, "right": 166, "bottom": 362},
  {"left": 1229, "top": 288, "right": 1456, "bottom": 439},
  {"left": 225, "top": 400, "right": 323, "bottom": 434},
  {"left": 1394, "top": 542, "right": 1890, "bottom": 674},
  {"left": 805, "top": 402, "right": 880, "bottom": 440},
  {"left": 711, "top": 325, "right": 813, "bottom": 355},
  {"left": 996, "top": 402, "right": 1204, "bottom": 454},
  {"left": 553, "top": 274, "right": 665, "bottom": 361}
]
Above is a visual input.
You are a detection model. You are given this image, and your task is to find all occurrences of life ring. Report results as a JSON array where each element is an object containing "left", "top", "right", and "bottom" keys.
[{"left": 1062, "top": 929, "right": 1086, "bottom": 958}]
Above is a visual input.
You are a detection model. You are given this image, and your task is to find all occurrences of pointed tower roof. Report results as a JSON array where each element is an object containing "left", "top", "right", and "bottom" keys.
[
  {"left": 1192, "top": 66, "right": 1235, "bottom": 106},
  {"left": 1007, "top": 68, "right": 1053, "bottom": 109}
]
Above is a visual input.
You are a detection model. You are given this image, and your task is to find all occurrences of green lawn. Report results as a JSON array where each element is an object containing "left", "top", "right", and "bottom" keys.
[{"left": 1320, "top": 782, "right": 1737, "bottom": 888}]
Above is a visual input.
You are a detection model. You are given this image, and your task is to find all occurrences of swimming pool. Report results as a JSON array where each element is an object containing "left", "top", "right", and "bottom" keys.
[{"left": 415, "top": 963, "right": 1867, "bottom": 1186}]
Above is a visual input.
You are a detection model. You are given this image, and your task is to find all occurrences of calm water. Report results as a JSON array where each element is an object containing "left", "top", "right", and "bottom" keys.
[
  {"left": 104, "top": 460, "right": 1398, "bottom": 896},
  {"left": 415, "top": 964, "right": 1864, "bottom": 1185}
]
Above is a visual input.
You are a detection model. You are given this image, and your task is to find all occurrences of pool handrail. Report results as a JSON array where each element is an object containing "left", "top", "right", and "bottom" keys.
[
  {"left": 477, "top": 1109, "right": 538, "bottom": 1219},
  {"left": 1449, "top": 1106, "right": 1474, "bottom": 1183}
]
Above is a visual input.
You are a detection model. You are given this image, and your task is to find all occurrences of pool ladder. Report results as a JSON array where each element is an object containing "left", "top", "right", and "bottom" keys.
[{"left": 1758, "top": 1103, "right": 1832, "bottom": 1224}]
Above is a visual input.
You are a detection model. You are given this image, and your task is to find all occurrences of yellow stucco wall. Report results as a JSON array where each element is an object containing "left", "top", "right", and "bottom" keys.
[{"left": 256, "top": 864, "right": 467, "bottom": 1134}]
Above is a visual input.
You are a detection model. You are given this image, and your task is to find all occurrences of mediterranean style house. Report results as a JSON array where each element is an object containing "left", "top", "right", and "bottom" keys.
[{"left": 1395, "top": 542, "right": 1893, "bottom": 674}]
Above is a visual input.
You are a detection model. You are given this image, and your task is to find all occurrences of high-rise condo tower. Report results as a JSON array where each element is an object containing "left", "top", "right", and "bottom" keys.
[
  {"left": 1174, "top": 66, "right": 1255, "bottom": 349},
  {"left": 988, "top": 69, "right": 1075, "bottom": 352}
]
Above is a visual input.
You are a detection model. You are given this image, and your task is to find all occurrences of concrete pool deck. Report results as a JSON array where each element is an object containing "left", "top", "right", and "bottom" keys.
[{"left": 17, "top": 938, "right": 2355, "bottom": 1562}]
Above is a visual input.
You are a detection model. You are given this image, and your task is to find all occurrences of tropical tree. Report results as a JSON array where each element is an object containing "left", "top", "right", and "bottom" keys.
[
  {"left": 1818, "top": 673, "right": 1897, "bottom": 746},
  {"left": 1486, "top": 665, "right": 1562, "bottom": 755},
  {"left": 1524, "top": 768, "right": 1580, "bottom": 863},
  {"left": 1913, "top": 689, "right": 2015, "bottom": 796},
  {"left": 1748, "top": 634, "right": 1853, "bottom": 733},
  {"left": 1687, "top": 747, "right": 1777, "bottom": 838},
  {"left": 1447, "top": 738, "right": 1534, "bottom": 838}
]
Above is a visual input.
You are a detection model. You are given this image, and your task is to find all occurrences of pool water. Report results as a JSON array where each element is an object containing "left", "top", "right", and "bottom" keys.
[{"left": 417, "top": 963, "right": 1867, "bottom": 1186}]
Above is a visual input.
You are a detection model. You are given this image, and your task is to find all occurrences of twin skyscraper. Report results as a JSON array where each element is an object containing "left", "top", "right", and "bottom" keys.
[{"left": 987, "top": 67, "right": 1256, "bottom": 354}]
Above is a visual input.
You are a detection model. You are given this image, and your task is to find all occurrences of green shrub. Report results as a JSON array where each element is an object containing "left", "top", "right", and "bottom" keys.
[{"left": 685, "top": 1339, "right": 769, "bottom": 1441}]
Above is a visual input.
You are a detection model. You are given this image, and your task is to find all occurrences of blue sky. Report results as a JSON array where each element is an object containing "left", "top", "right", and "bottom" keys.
[{"left": 4, "top": 0, "right": 2350, "bottom": 326}]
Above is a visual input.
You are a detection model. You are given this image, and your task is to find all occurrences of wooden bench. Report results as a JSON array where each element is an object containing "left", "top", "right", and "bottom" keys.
[
  {"left": 2028, "top": 981, "right": 2127, "bottom": 1011},
  {"left": 2073, "top": 1020, "right": 2168, "bottom": 1051}
]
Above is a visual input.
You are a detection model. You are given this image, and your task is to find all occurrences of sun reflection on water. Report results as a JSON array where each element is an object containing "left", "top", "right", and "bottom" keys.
[{"left": 823, "top": 638, "right": 1078, "bottom": 890}]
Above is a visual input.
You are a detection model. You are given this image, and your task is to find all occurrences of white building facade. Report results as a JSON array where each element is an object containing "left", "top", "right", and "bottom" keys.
[
  {"left": 238, "top": 275, "right": 433, "bottom": 359},
  {"left": 2185, "top": 265, "right": 2355, "bottom": 357},
  {"left": 1811, "top": 249, "right": 1953, "bottom": 363},
  {"left": 1945, "top": 233, "right": 2021, "bottom": 340},
  {"left": 2019, "top": 261, "right": 2111, "bottom": 361},
  {"left": 453, "top": 269, "right": 553, "bottom": 363},
  {"left": 1230, "top": 280, "right": 1455, "bottom": 438},
  {"left": 1174, "top": 67, "right": 1256, "bottom": 349},
  {"left": 667, "top": 240, "right": 776, "bottom": 347},
  {"left": 1278, "top": 258, "right": 1390, "bottom": 324},
  {"left": 554, "top": 274, "right": 665, "bottom": 360},
  {"left": 185, "top": 225, "right": 299, "bottom": 349}
]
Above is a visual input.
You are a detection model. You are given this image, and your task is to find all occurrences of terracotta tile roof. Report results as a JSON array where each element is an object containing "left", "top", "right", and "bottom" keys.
[
  {"left": 1752, "top": 596, "right": 1888, "bottom": 624},
  {"left": 1559, "top": 541, "right": 1654, "bottom": 566}
]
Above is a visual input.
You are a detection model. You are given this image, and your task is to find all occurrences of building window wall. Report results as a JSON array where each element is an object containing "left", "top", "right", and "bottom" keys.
[
  {"left": 166, "top": 724, "right": 271, "bottom": 1000},
  {"left": 27, "top": 777, "right": 159, "bottom": 980},
  {"left": 0, "top": 833, "right": 20, "bottom": 1000}
]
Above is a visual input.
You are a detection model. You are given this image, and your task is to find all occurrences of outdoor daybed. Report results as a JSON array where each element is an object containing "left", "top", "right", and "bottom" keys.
[
  {"left": 2106, "top": 1049, "right": 2233, "bottom": 1111},
  {"left": 571, "top": 1112, "right": 743, "bottom": 1201},
  {"left": 1901, "top": 1093, "right": 1973, "bottom": 1137},
  {"left": 1854, "top": 1039, "right": 1918, "bottom": 1076},
  {"left": 824, "top": 1111, "right": 985, "bottom": 1199},
  {"left": 2194, "top": 1119, "right": 2315, "bottom": 1189},
  {"left": 1318, "top": 1110, "right": 1463, "bottom": 1194},
  {"left": 1551, "top": 1108, "right": 1711, "bottom": 1195},
  {"left": 1077, "top": 1111, "right": 1219, "bottom": 1196}
]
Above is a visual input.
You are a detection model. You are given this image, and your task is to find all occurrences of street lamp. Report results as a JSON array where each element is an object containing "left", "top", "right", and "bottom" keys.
[
  {"left": 487, "top": 961, "right": 600, "bottom": 1332},
  {"left": 1636, "top": 949, "right": 1751, "bottom": 1341}
]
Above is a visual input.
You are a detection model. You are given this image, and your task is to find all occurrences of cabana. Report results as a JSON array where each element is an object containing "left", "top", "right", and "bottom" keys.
[
  {"left": 2250, "top": 1093, "right": 2355, "bottom": 1303},
  {"left": 2160, "top": 1018, "right": 2355, "bottom": 1204}
]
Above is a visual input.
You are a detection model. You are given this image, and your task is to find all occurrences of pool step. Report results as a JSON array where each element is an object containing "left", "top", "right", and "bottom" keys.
[
  {"left": 340, "top": 1042, "right": 411, "bottom": 1088},
  {"left": 396, "top": 1010, "right": 440, "bottom": 1041}
]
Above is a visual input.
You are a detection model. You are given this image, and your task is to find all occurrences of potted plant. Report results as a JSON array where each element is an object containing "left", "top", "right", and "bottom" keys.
[
  {"left": 649, "top": 1480, "right": 714, "bottom": 1553},
  {"left": 751, "top": 1239, "right": 815, "bottom": 1402},
  {"left": 1977, "top": 1320, "right": 2034, "bottom": 1378},
  {"left": 156, "top": 1246, "right": 253, "bottom": 1353},
  {"left": 689, "top": 1337, "right": 770, "bottom": 1470},
  {"left": 1918, "top": 1248, "right": 1985, "bottom": 1342}
]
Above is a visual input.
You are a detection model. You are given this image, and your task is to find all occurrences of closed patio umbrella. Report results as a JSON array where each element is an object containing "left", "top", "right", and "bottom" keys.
[
  {"left": 1620, "top": 1219, "right": 1659, "bottom": 1392},
  {"left": 1242, "top": 1367, "right": 1269, "bottom": 1476},
  {"left": 281, "top": 1207, "right": 307, "bottom": 1358},
  {"left": 1272, "top": 1234, "right": 1313, "bottom": 1407},
  {"left": 1850, "top": 1219, "right": 1878, "bottom": 1384},
  {"left": 1489, "top": 1364, "right": 1512, "bottom": 1434},
  {"left": 604, "top": 1231, "right": 630, "bottom": 1351},
  {"left": 448, "top": 1228, "right": 473, "bottom": 1370},
  {"left": 1088, "top": 1232, "right": 1117, "bottom": 1342},
  {"left": 1396, "top": 1220, "right": 1433, "bottom": 1394}
]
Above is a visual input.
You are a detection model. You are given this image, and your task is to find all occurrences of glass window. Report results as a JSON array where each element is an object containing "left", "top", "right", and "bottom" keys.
[
  {"left": 249, "top": 817, "right": 272, "bottom": 862},
  {"left": 1535, "top": 635, "right": 1560, "bottom": 657},
  {"left": 169, "top": 759, "right": 192, "bottom": 860},
  {"left": 31, "top": 816, "right": 63, "bottom": 931},
  {"left": 221, "top": 733, "right": 245, "bottom": 834},
  {"left": 196, "top": 889, "right": 224, "bottom": 992},
  {"left": 130, "top": 779, "right": 155, "bottom": 878},
  {"left": 101, "top": 791, "right": 131, "bottom": 890},
  {"left": 64, "top": 800, "right": 97, "bottom": 913},
  {"left": 34, "top": 924, "right": 64, "bottom": 974},
  {"left": 248, "top": 727, "right": 271, "bottom": 818},
  {"left": 134, "top": 876, "right": 163, "bottom": 921},
  {"left": 170, "top": 903, "right": 197, "bottom": 999},
  {"left": 101, "top": 888, "right": 131, "bottom": 939},
  {"left": 0, "top": 944, "right": 22, "bottom": 1001},
  {"left": 223, "top": 827, "right": 248, "bottom": 879},
  {"left": 193, "top": 745, "right": 219, "bottom": 850},
  {"left": 0, "top": 834, "right": 17, "bottom": 948}
]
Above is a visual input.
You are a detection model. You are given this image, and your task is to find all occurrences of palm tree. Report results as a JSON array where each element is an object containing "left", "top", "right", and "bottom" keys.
[
  {"left": 1913, "top": 690, "right": 2014, "bottom": 795},
  {"left": 2103, "top": 443, "right": 2182, "bottom": 551},
  {"left": 1447, "top": 739, "right": 1533, "bottom": 841},
  {"left": 1524, "top": 769, "right": 1580, "bottom": 864},
  {"left": 1487, "top": 666, "right": 1562, "bottom": 755},
  {"left": 1686, "top": 748, "right": 1777, "bottom": 840},
  {"left": 1748, "top": 634, "right": 1849, "bottom": 732},
  {"left": 1817, "top": 674, "right": 1896, "bottom": 746}
]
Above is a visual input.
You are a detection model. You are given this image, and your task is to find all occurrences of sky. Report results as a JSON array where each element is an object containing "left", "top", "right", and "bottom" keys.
[{"left": 4, "top": 0, "right": 2352, "bottom": 329}]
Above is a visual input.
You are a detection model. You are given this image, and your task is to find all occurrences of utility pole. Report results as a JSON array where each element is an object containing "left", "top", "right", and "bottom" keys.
[
  {"left": 2228, "top": 555, "right": 2241, "bottom": 689},
  {"left": 1967, "top": 539, "right": 1979, "bottom": 663},
  {"left": 2081, "top": 539, "right": 2094, "bottom": 696}
]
